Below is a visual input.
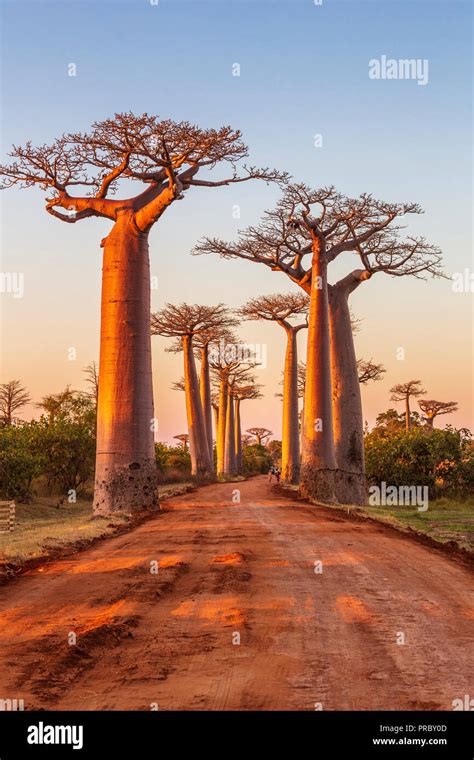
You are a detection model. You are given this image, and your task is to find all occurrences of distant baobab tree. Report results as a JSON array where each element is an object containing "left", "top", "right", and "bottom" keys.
[
  {"left": 225, "top": 367, "right": 257, "bottom": 476},
  {"left": 418, "top": 399, "right": 458, "bottom": 428},
  {"left": 0, "top": 380, "right": 31, "bottom": 425},
  {"left": 193, "top": 324, "right": 237, "bottom": 466},
  {"left": 196, "top": 184, "right": 443, "bottom": 504},
  {"left": 247, "top": 427, "right": 272, "bottom": 446},
  {"left": 233, "top": 381, "right": 263, "bottom": 474},
  {"left": 390, "top": 380, "right": 426, "bottom": 431},
  {"left": 174, "top": 434, "right": 189, "bottom": 451},
  {"left": 151, "top": 303, "right": 233, "bottom": 478},
  {"left": 239, "top": 293, "right": 308, "bottom": 484},
  {"left": 0, "top": 112, "right": 285, "bottom": 514},
  {"left": 209, "top": 334, "right": 255, "bottom": 475}
]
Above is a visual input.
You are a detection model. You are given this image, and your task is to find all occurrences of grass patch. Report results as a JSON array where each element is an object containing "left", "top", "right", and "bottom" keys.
[
  {"left": 0, "top": 483, "right": 193, "bottom": 566},
  {"left": 355, "top": 497, "right": 474, "bottom": 552}
]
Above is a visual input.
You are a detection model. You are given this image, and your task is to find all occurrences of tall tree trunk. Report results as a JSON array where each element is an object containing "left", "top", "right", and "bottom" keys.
[
  {"left": 224, "top": 389, "right": 237, "bottom": 476},
  {"left": 329, "top": 283, "right": 366, "bottom": 505},
  {"left": 199, "top": 344, "right": 214, "bottom": 467},
  {"left": 300, "top": 240, "right": 337, "bottom": 503},
  {"left": 94, "top": 210, "right": 157, "bottom": 515},
  {"left": 281, "top": 326, "right": 300, "bottom": 484},
  {"left": 235, "top": 397, "right": 243, "bottom": 474},
  {"left": 405, "top": 398, "right": 411, "bottom": 431},
  {"left": 216, "top": 377, "right": 228, "bottom": 476},
  {"left": 183, "top": 335, "right": 212, "bottom": 478}
]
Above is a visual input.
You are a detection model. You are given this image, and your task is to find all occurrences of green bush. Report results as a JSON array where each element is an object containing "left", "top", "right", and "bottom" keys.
[
  {"left": 365, "top": 425, "right": 472, "bottom": 497},
  {"left": 0, "top": 423, "right": 43, "bottom": 501},
  {"left": 155, "top": 443, "right": 191, "bottom": 482},
  {"left": 242, "top": 443, "right": 272, "bottom": 475}
]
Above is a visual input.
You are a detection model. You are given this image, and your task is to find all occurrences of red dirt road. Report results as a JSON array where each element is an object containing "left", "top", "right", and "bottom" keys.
[{"left": 0, "top": 476, "right": 472, "bottom": 710}]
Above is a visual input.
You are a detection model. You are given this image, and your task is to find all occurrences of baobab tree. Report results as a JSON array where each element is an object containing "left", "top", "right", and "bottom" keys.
[
  {"left": 390, "top": 380, "right": 426, "bottom": 431},
  {"left": 239, "top": 293, "right": 308, "bottom": 483},
  {"left": 209, "top": 338, "right": 256, "bottom": 476},
  {"left": 151, "top": 303, "right": 231, "bottom": 478},
  {"left": 193, "top": 324, "right": 237, "bottom": 467},
  {"left": 224, "top": 366, "right": 258, "bottom": 476},
  {"left": 247, "top": 427, "right": 272, "bottom": 446},
  {"left": 173, "top": 434, "right": 189, "bottom": 451},
  {"left": 418, "top": 399, "right": 458, "bottom": 428},
  {"left": 0, "top": 380, "right": 31, "bottom": 425},
  {"left": 233, "top": 381, "right": 263, "bottom": 474},
  {"left": 0, "top": 113, "right": 284, "bottom": 514},
  {"left": 196, "top": 184, "right": 442, "bottom": 503}
]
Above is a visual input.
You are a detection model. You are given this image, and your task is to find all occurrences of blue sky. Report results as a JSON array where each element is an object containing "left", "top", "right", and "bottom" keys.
[{"left": 1, "top": 0, "right": 472, "bottom": 439}]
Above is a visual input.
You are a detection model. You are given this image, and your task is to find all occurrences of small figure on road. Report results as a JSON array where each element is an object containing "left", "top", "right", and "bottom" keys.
[
  {"left": 275, "top": 468, "right": 281, "bottom": 483},
  {"left": 268, "top": 466, "right": 275, "bottom": 482}
]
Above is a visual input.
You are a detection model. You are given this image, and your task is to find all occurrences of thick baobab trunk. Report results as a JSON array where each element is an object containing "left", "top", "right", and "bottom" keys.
[
  {"left": 300, "top": 241, "right": 337, "bottom": 503},
  {"left": 199, "top": 344, "right": 214, "bottom": 467},
  {"left": 281, "top": 326, "right": 300, "bottom": 484},
  {"left": 183, "top": 335, "right": 212, "bottom": 478},
  {"left": 216, "top": 377, "right": 228, "bottom": 476},
  {"left": 329, "top": 283, "right": 366, "bottom": 505},
  {"left": 235, "top": 398, "right": 243, "bottom": 474},
  {"left": 405, "top": 398, "right": 411, "bottom": 431},
  {"left": 224, "top": 390, "right": 237, "bottom": 476},
  {"left": 94, "top": 210, "right": 157, "bottom": 515}
]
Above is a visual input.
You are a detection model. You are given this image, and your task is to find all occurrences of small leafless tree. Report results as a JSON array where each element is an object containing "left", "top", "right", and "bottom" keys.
[
  {"left": 390, "top": 380, "right": 426, "bottom": 431},
  {"left": 0, "top": 380, "right": 31, "bottom": 425},
  {"left": 83, "top": 361, "right": 99, "bottom": 406}
]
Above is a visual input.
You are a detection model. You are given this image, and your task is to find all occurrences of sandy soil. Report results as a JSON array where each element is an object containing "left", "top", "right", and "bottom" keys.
[{"left": 0, "top": 475, "right": 472, "bottom": 710}]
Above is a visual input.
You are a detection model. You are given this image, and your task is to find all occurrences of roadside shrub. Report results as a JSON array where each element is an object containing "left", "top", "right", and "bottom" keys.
[
  {"left": 0, "top": 422, "right": 43, "bottom": 501},
  {"left": 243, "top": 443, "right": 272, "bottom": 475},
  {"left": 365, "top": 425, "right": 472, "bottom": 497}
]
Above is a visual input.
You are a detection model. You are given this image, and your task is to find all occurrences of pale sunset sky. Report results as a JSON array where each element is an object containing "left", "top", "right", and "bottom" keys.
[{"left": 1, "top": 0, "right": 472, "bottom": 442}]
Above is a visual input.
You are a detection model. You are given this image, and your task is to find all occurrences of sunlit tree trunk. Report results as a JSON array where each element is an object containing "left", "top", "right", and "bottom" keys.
[
  {"left": 405, "top": 398, "right": 411, "bottom": 431},
  {"left": 235, "top": 397, "right": 243, "bottom": 474},
  {"left": 329, "top": 281, "right": 366, "bottom": 505},
  {"left": 183, "top": 335, "right": 212, "bottom": 478},
  {"left": 224, "top": 389, "right": 237, "bottom": 475},
  {"left": 94, "top": 210, "right": 158, "bottom": 515},
  {"left": 300, "top": 238, "right": 337, "bottom": 503},
  {"left": 281, "top": 326, "right": 300, "bottom": 484},
  {"left": 199, "top": 344, "right": 214, "bottom": 467},
  {"left": 216, "top": 377, "right": 228, "bottom": 476}
]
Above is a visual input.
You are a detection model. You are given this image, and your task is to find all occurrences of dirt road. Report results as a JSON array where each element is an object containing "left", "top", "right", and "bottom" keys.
[{"left": 0, "top": 476, "right": 472, "bottom": 710}]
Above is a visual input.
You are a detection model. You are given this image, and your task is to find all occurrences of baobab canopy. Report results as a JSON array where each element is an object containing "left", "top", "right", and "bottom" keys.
[{"left": 0, "top": 112, "right": 287, "bottom": 230}]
